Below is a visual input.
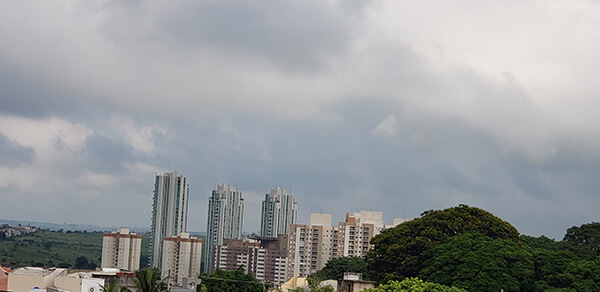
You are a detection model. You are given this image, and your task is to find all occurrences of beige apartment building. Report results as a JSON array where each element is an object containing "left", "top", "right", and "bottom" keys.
[
  {"left": 336, "top": 211, "right": 383, "bottom": 257},
  {"left": 213, "top": 235, "right": 288, "bottom": 286},
  {"left": 101, "top": 228, "right": 142, "bottom": 271},
  {"left": 161, "top": 232, "right": 202, "bottom": 287},
  {"left": 287, "top": 213, "right": 336, "bottom": 279},
  {"left": 286, "top": 211, "right": 386, "bottom": 281}
]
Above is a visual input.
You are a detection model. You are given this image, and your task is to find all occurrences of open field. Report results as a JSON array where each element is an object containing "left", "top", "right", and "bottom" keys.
[{"left": 0, "top": 230, "right": 150, "bottom": 268}]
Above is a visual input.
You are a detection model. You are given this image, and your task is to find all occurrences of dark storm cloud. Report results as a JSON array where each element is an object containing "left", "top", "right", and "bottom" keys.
[{"left": 0, "top": 133, "right": 34, "bottom": 166}]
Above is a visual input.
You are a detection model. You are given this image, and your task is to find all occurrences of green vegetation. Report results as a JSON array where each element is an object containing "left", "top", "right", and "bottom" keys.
[
  {"left": 363, "top": 278, "right": 467, "bottom": 292},
  {"left": 312, "top": 256, "right": 368, "bottom": 281},
  {"left": 199, "top": 267, "right": 266, "bottom": 292},
  {"left": 0, "top": 230, "right": 150, "bottom": 269},
  {"left": 366, "top": 205, "right": 600, "bottom": 291},
  {"left": 134, "top": 268, "right": 168, "bottom": 292},
  {"left": 367, "top": 204, "right": 520, "bottom": 283}
]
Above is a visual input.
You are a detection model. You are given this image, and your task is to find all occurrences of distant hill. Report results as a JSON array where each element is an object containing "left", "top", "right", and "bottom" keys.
[
  {"left": 0, "top": 219, "right": 151, "bottom": 233},
  {"left": 0, "top": 229, "right": 150, "bottom": 269}
]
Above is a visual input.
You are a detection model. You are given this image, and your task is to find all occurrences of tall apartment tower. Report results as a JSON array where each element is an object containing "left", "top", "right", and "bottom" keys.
[
  {"left": 161, "top": 232, "right": 202, "bottom": 287},
  {"left": 203, "top": 183, "right": 244, "bottom": 273},
  {"left": 150, "top": 171, "right": 189, "bottom": 269},
  {"left": 101, "top": 228, "right": 142, "bottom": 271},
  {"left": 260, "top": 187, "right": 297, "bottom": 237}
]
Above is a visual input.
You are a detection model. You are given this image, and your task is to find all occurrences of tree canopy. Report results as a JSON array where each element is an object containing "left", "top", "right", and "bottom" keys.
[
  {"left": 363, "top": 278, "right": 467, "bottom": 292},
  {"left": 419, "top": 232, "right": 534, "bottom": 291},
  {"left": 366, "top": 205, "right": 520, "bottom": 283},
  {"left": 312, "top": 256, "right": 368, "bottom": 281},
  {"left": 133, "top": 268, "right": 168, "bottom": 292},
  {"left": 365, "top": 205, "right": 600, "bottom": 291}
]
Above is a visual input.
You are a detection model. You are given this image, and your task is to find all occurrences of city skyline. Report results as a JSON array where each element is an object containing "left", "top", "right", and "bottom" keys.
[{"left": 2, "top": 1, "right": 600, "bottom": 241}]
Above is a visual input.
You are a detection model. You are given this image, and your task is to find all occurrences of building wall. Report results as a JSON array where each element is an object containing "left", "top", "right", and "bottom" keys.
[
  {"left": 7, "top": 268, "right": 67, "bottom": 292},
  {"left": 0, "top": 267, "right": 10, "bottom": 291},
  {"left": 54, "top": 277, "right": 81, "bottom": 292},
  {"left": 204, "top": 184, "right": 244, "bottom": 273},
  {"left": 150, "top": 172, "right": 189, "bottom": 269}
]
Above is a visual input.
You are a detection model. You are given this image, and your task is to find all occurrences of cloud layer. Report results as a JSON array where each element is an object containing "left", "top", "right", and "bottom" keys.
[{"left": 1, "top": 0, "right": 600, "bottom": 239}]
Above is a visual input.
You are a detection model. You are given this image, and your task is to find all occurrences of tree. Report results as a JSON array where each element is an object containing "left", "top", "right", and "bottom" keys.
[
  {"left": 101, "top": 281, "right": 129, "bottom": 292},
  {"left": 366, "top": 205, "right": 520, "bottom": 283},
  {"left": 312, "top": 257, "right": 367, "bottom": 281},
  {"left": 74, "top": 256, "right": 89, "bottom": 269},
  {"left": 200, "top": 268, "right": 265, "bottom": 292},
  {"left": 419, "top": 232, "right": 534, "bottom": 291},
  {"left": 134, "top": 268, "right": 168, "bottom": 292},
  {"left": 562, "top": 222, "right": 600, "bottom": 260},
  {"left": 362, "top": 277, "right": 467, "bottom": 292}
]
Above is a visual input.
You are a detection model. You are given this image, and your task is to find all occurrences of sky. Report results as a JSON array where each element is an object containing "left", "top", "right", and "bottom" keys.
[{"left": 1, "top": 0, "right": 600, "bottom": 240}]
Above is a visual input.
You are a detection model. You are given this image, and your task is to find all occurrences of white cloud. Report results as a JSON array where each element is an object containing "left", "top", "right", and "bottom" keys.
[
  {"left": 109, "top": 116, "right": 166, "bottom": 156},
  {"left": 372, "top": 114, "right": 398, "bottom": 137}
]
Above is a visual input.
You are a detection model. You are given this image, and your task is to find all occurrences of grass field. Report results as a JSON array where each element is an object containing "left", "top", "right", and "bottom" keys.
[{"left": 0, "top": 230, "right": 150, "bottom": 269}]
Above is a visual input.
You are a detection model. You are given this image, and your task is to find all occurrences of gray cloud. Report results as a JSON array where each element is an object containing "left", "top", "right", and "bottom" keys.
[
  {"left": 1, "top": 0, "right": 600, "bottom": 240},
  {"left": 0, "top": 133, "right": 34, "bottom": 166}
]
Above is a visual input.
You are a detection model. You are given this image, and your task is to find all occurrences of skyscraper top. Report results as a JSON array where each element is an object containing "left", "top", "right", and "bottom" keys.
[{"left": 260, "top": 186, "right": 298, "bottom": 237}]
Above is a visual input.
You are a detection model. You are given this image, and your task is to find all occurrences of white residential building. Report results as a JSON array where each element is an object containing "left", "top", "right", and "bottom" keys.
[
  {"left": 150, "top": 171, "right": 190, "bottom": 269},
  {"left": 101, "top": 228, "right": 142, "bottom": 271}
]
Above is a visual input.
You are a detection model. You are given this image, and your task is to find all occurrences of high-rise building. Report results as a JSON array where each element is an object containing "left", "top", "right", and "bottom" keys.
[
  {"left": 260, "top": 187, "right": 297, "bottom": 238},
  {"left": 204, "top": 183, "right": 244, "bottom": 273},
  {"left": 150, "top": 171, "right": 189, "bottom": 269},
  {"left": 101, "top": 228, "right": 142, "bottom": 271},
  {"left": 161, "top": 232, "right": 202, "bottom": 287}
]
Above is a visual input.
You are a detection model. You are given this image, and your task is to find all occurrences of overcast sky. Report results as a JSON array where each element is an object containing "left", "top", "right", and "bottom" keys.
[{"left": 1, "top": 0, "right": 599, "bottom": 239}]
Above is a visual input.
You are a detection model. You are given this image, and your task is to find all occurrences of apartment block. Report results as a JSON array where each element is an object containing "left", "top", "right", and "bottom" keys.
[
  {"left": 161, "top": 233, "right": 202, "bottom": 287},
  {"left": 101, "top": 228, "right": 142, "bottom": 271},
  {"left": 336, "top": 211, "right": 383, "bottom": 257},
  {"left": 212, "top": 235, "right": 288, "bottom": 286},
  {"left": 287, "top": 213, "right": 336, "bottom": 279}
]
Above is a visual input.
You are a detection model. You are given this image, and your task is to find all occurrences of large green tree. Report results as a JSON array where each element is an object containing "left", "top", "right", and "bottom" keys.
[
  {"left": 419, "top": 232, "right": 534, "bottom": 291},
  {"left": 562, "top": 222, "right": 600, "bottom": 260},
  {"left": 366, "top": 205, "right": 520, "bottom": 283},
  {"left": 200, "top": 268, "right": 265, "bottom": 292}
]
